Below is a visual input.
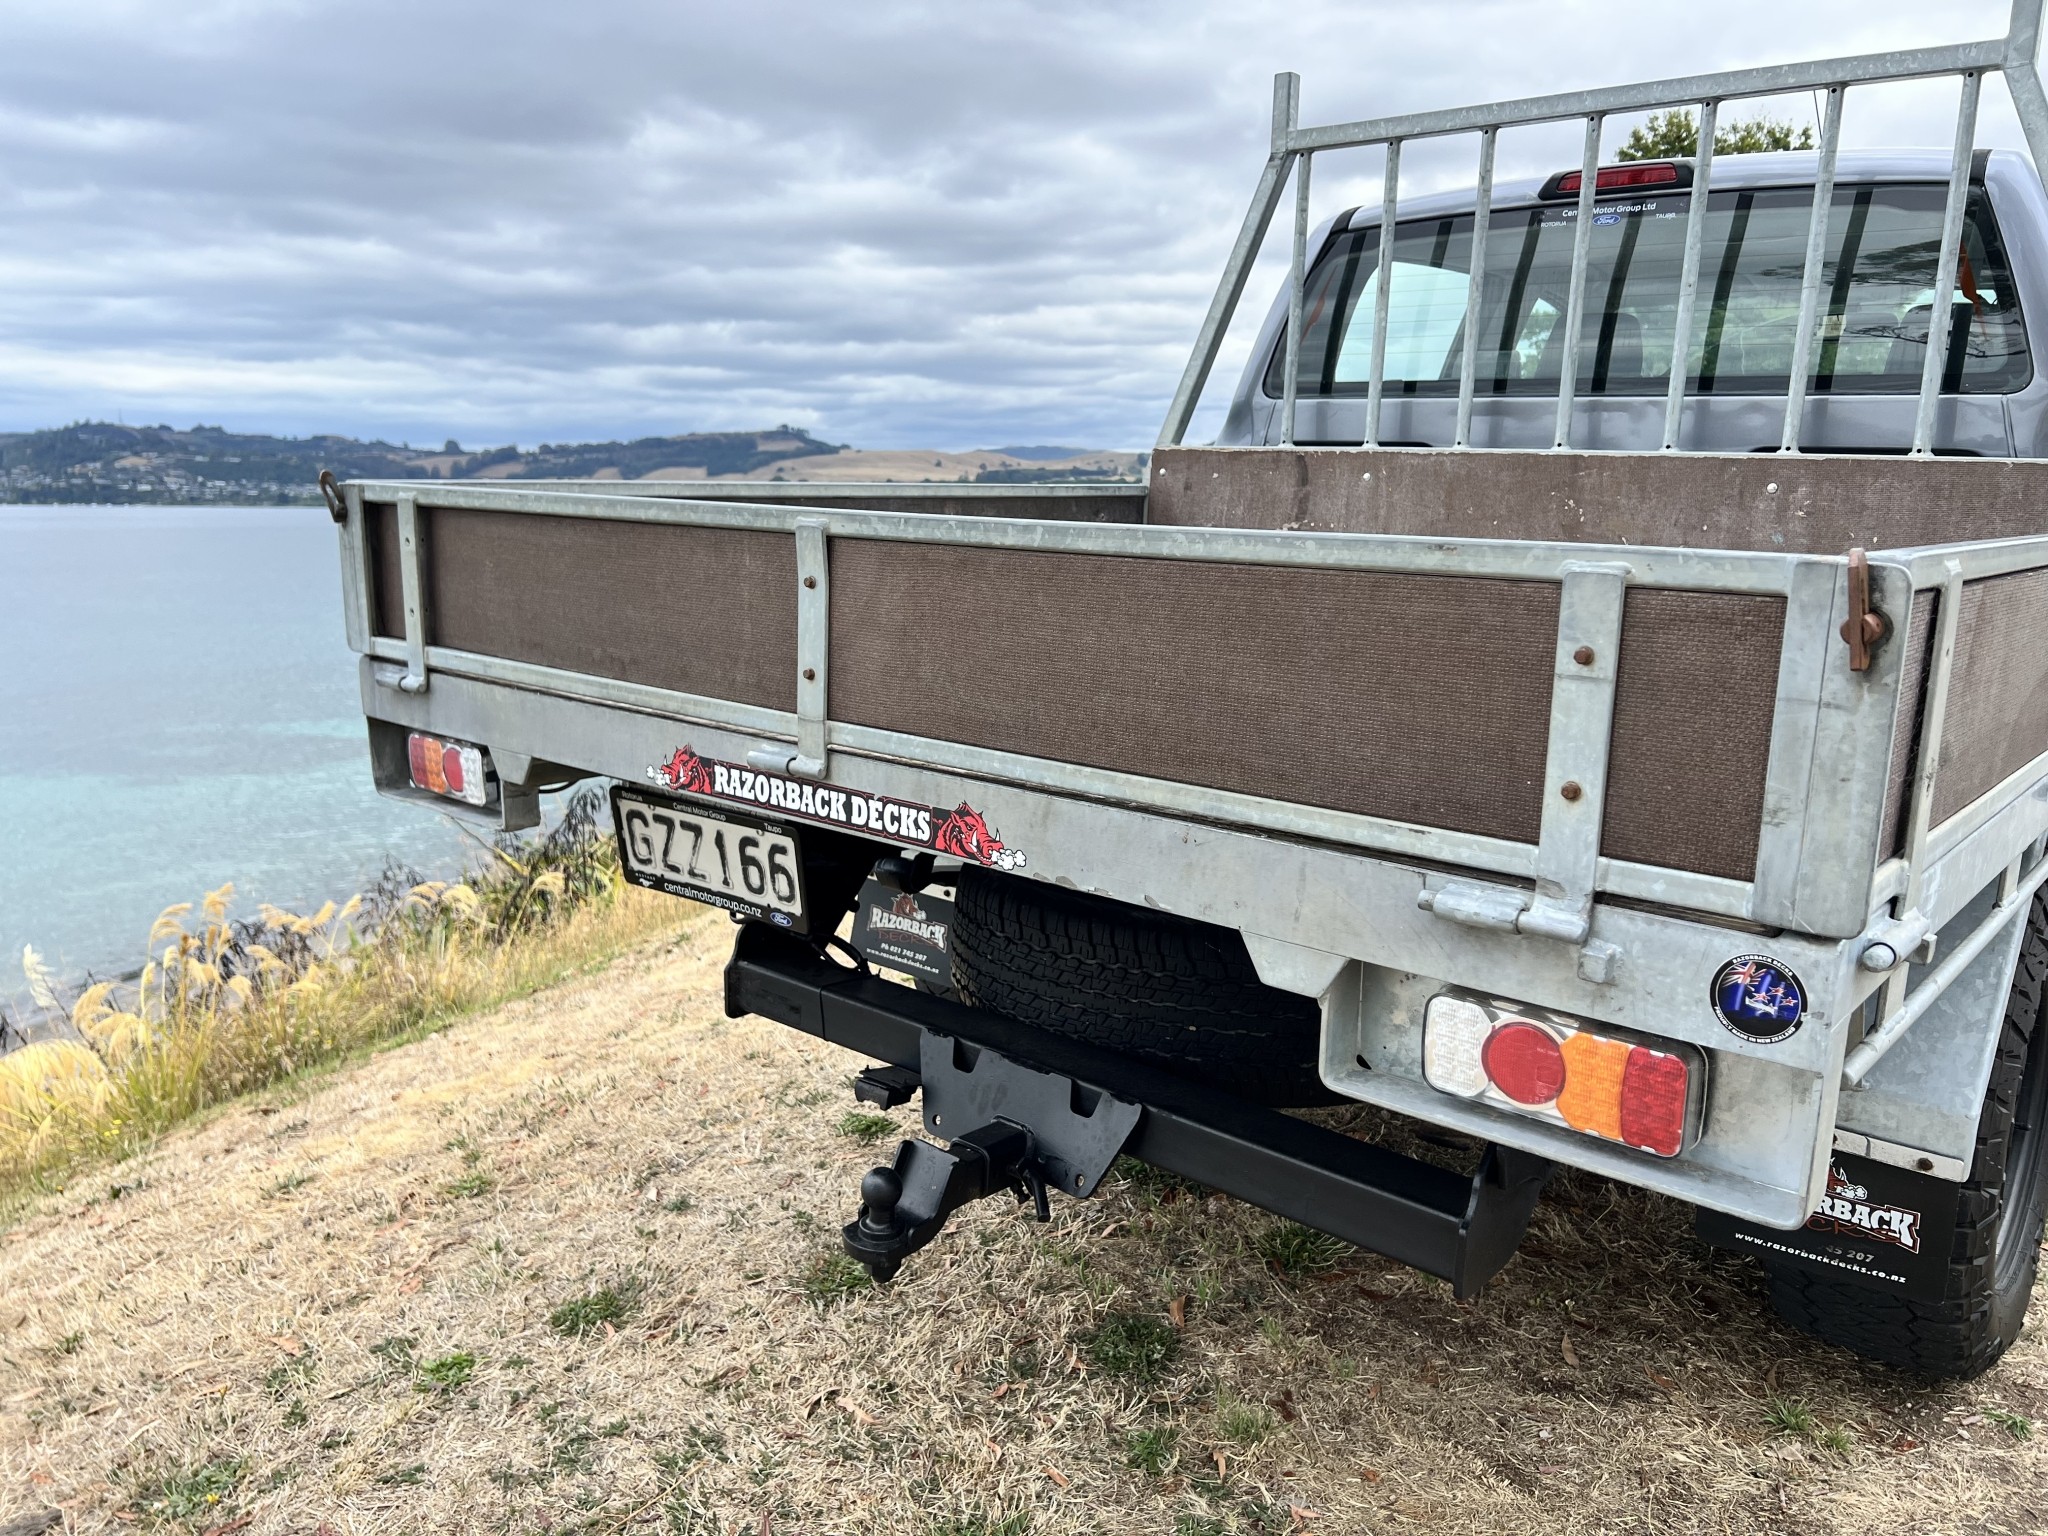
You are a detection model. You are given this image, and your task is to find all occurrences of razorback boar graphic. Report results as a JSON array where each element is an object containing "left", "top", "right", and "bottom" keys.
[
  {"left": 931, "top": 803, "right": 1026, "bottom": 870},
  {"left": 650, "top": 746, "right": 715, "bottom": 795}
]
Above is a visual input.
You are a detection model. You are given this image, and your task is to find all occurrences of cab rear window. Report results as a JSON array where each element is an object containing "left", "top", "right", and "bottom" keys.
[{"left": 1264, "top": 182, "right": 2031, "bottom": 398}]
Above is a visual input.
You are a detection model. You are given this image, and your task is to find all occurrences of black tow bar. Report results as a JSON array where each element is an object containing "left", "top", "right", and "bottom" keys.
[{"left": 725, "top": 924, "right": 1551, "bottom": 1298}]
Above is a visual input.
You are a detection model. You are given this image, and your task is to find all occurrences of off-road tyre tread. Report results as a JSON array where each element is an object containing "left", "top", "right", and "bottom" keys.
[
  {"left": 1765, "top": 890, "right": 2048, "bottom": 1378},
  {"left": 949, "top": 868, "right": 1334, "bottom": 1107}
]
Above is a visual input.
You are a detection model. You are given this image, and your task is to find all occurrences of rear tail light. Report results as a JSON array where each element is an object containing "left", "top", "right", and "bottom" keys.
[
  {"left": 1539, "top": 161, "right": 1692, "bottom": 200},
  {"left": 407, "top": 732, "right": 490, "bottom": 808},
  {"left": 1423, "top": 992, "right": 1706, "bottom": 1158}
]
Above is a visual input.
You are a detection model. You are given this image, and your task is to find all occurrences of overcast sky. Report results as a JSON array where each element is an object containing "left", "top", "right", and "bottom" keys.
[{"left": 1, "top": 0, "right": 2037, "bottom": 449}]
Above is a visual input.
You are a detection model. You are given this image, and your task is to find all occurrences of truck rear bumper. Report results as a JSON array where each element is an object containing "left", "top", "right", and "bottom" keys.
[{"left": 724, "top": 922, "right": 1552, "bottom": 1298}]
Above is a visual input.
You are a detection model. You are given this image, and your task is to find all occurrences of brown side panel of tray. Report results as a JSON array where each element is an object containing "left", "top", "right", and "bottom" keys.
[
  {"left": 828, "top": 541, "right": 1556, "bottom": 844},
  {"left": 830, "top": 541, "right": 1782, "bottom": 875},
  {"left": 366, "top": 501, "right": 404, "bottom": 640},
  {"left": 420, "top": 508, "right": 798, "bottom": 712},
  {"left": 1148, "top": 447, "right": 2048, "bottom": 555},
  {"left": 1933, "top": 567, "right": 2048, "bottom": 826},
  {"left": 1600, "top": 589, "right": 1787, "bottom": 882},
  {"left": 1878, "top": 590, "right": 1939, "bottom": 858}
]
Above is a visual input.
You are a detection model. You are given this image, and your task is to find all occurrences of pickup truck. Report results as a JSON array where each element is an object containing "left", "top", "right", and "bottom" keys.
[{"left": 327, "top": 7, "right": 2048, "bottom": 1379}]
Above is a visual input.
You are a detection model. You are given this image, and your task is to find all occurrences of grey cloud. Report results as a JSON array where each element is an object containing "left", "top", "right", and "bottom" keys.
[{"left": 0, "top": 0, "right": 2029, "bottom": 449}]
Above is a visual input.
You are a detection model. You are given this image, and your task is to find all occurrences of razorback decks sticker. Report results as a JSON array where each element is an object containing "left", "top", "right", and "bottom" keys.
[
  {"left": 1695, "top": 1153, "right": 1959, "bottom": 1301},
  {"left": 647, "top": 746, "right": 1027, "bottom": 870},
  {"left": 851, "top": 878, "right": 955, "bottom": 984}
]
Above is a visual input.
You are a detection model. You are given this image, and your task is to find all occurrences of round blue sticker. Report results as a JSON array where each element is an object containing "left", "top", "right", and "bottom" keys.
[{"left": 1711, "top": 954, "right": 1807, "bottom": 1043}]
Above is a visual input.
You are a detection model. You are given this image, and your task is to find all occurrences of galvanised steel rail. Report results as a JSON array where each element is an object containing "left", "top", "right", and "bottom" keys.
[{"left": 1158, "top": 0, "right": 2048, "bottom": 456}]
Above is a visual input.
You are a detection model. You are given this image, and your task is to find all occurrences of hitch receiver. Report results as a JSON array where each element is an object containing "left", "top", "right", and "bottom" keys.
[
  {"left": 844, "top": 1123, "right": 1047, "bottom": 1282},
  {"left": 845, "top": 1032, "right": 1143, "bottom": 1281},
  {"left": 728, "top": 924, "right": 1551, "bottom": 1298}
]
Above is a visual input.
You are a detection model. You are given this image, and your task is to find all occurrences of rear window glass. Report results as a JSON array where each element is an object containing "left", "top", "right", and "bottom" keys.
[{"left": 1264, "top": 183, "right": 2030, "bottom": 398}]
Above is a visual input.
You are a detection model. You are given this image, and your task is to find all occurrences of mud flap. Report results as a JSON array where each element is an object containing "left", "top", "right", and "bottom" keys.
[{"left": 1695, "top": 1151, "right": 1962, "bottom": 1302}]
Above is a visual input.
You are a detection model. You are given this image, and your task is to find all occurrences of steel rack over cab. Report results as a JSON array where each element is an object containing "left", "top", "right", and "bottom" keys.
[{"left": 329, "top": 2, "right": 2048, "bottom": 1378}]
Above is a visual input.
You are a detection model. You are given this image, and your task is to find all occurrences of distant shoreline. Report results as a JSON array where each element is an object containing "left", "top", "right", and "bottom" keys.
[{"left": 1, "top": 422, "right": 1144, "bottom": 504}]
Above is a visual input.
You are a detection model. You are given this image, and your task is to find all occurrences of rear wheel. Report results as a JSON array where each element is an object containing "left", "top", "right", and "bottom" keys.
[
  {"left": 1765, "top": 890, "right": 2048, "bottom": 1378},
  {"left": 949, "top": 867, "right": 1335, "bottom": 1108}
]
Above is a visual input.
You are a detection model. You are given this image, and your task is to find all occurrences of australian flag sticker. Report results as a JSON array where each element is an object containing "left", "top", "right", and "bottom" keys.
[{"left": 1711, "top": 954, "right": 1807, "bottom": 1044}]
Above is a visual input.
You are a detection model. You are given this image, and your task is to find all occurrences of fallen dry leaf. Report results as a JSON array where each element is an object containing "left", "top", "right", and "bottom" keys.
[
  {"left": 1360, "top": 1468, "right": 1382, "bottom": 1483},
  {"left": 200, "top": 1515, "right": 253, "bottom": 1536},
  {"left": 1289, "top": 1506, "right": 1321, "bottom": 1525},
  {"left": 1044, "top": 1466, "right": 1071, "bottom": 1489},
  {"left": 838, "top": 1395, "right": 879, "bottom": 1427},
  {"left": 269, "top": 1334, "right": 305, "bottom": 1357},
  {"left": 1560, "top": 1334, "right": 1580, "bottom": 1368},
  {"left": 991, "top": 1382, "right": 1012, "bottom": 1400},
  {"left": 1168, "top": 1294, "right": 1189, "bottom": 1328},
  {"left": 1272, "top": 1392, "right": 1298, "bottom": 1423},
  {"left": 1213, "top": 1447, "right": 1228, "bottom": 1480},
  {"left": 1764, "top": 1361, "right": 1780, "bottom": 1394},
  {"left": 1645, "top": 1365, "right": 1678, "bottom": 1393},
  {"left": 1891, "top": 1435, "right": 1922, "bottom": 1454}
]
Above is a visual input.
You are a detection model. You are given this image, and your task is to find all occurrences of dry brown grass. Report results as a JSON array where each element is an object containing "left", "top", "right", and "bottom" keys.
[{"left": 5, "top": 914, "right": 2048, "bottom": 1535}]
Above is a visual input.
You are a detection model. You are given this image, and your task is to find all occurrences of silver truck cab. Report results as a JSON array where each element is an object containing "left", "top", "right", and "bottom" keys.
[{"left": 1219, "top": 150, "right": 2048, "bottom": 458}]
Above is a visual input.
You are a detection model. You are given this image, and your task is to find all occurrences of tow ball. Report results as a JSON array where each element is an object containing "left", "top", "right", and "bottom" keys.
[
  {"left": 837, "top": 1039, "right": 1144, "bottom": 1283},
  {"left": 843, "top": 1122, "right": 1053, "bottom": 1283}
]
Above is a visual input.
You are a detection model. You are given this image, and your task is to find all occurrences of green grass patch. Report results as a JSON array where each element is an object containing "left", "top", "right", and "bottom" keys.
[
  {"left": 802, "top": 1252, "right": 873, "bottom": 1306},
  {"left": 139, "top": 1458, "right": 244, "bottom": 1521},
  {"left": 1763, "top": 1395, "right": 1815, "bottom": 1435},
  {"left": 1252, "top": 1220, "right": 1348, "bottom": 1278},
  {"left": 442, "top": 1170, "right": 495, "bottom": 1200},
  {"left": 1127, "top": 1425, "right": 1178, "bottom": 1475},
  {"left": 416, "top": 1350, "right": 477, "bottom": 1392},
  {"left": 1216, "top": 1390, "right": 1276, "bottom": 1444},
  {"left": 1988, "top": 1408, "right": 2034, "bottom": 1441},
  {"left": 548, "top": 1282, "right": 639, "bottom": 1337},
  {"left": 1112, "top": 1154, "right": 1206, "bottom": 1201},
  {"left": 836, "top": 1110, "right": 900, "bottom": 1144},
  {"left": 1082, "top": 1311, "right": 1178, "bottom": 1381},
  {"left": 930, "top": 1512, "right": 1031, "bottom": 1536}
]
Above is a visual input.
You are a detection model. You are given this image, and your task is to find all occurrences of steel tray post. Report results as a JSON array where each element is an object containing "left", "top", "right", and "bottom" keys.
[
  {"left": 792, "top": 516, "right": 829, "bottom": 778},
  {"left": 395, "top": 491, "right": 429, "bottom": 694},
  {"left": 1522, "top": 562, "right": 1629, "bottom": 950}
]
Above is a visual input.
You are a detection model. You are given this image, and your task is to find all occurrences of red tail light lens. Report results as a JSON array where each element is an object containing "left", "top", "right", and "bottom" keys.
[
  {"left": 1423, "top": 993, "right": 1707, "bottom": 1159},
  {"left": 1480, "top": 1022, "right": 1565, "bottom": 1105},
  {"left": 1619, "top": 1048, "right": 1691, "bottom": 1158},
  {"left": 406, "top": 732, "right": 490, "bottom": 808}
]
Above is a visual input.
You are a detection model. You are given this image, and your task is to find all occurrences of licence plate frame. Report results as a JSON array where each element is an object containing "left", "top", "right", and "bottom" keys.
[{"left": 610, "top": 784, "right": 808, "bottom": 933}]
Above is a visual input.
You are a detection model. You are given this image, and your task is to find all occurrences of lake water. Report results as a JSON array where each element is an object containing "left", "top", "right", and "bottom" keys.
[{"left": 1, "top": 504, "right": 494, "bottom": 1020}]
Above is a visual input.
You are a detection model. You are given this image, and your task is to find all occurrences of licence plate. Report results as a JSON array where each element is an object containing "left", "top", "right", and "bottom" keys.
[{"left": 611, "top": 786, "right": 806, "bottom": 931}]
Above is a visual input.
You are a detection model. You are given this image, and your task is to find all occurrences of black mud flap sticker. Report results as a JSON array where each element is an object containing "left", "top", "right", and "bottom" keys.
[
  {"left": 851, "top": 878, "right": 955, "bottom": 985},
  {"left": 1696, "top": 1152, "right": 1961, "bottom": 1302}
]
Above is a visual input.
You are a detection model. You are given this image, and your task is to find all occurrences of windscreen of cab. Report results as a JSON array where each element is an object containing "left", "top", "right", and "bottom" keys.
[{"left": 1264, "top": 183, "right": 2030, "bottom": 399}]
